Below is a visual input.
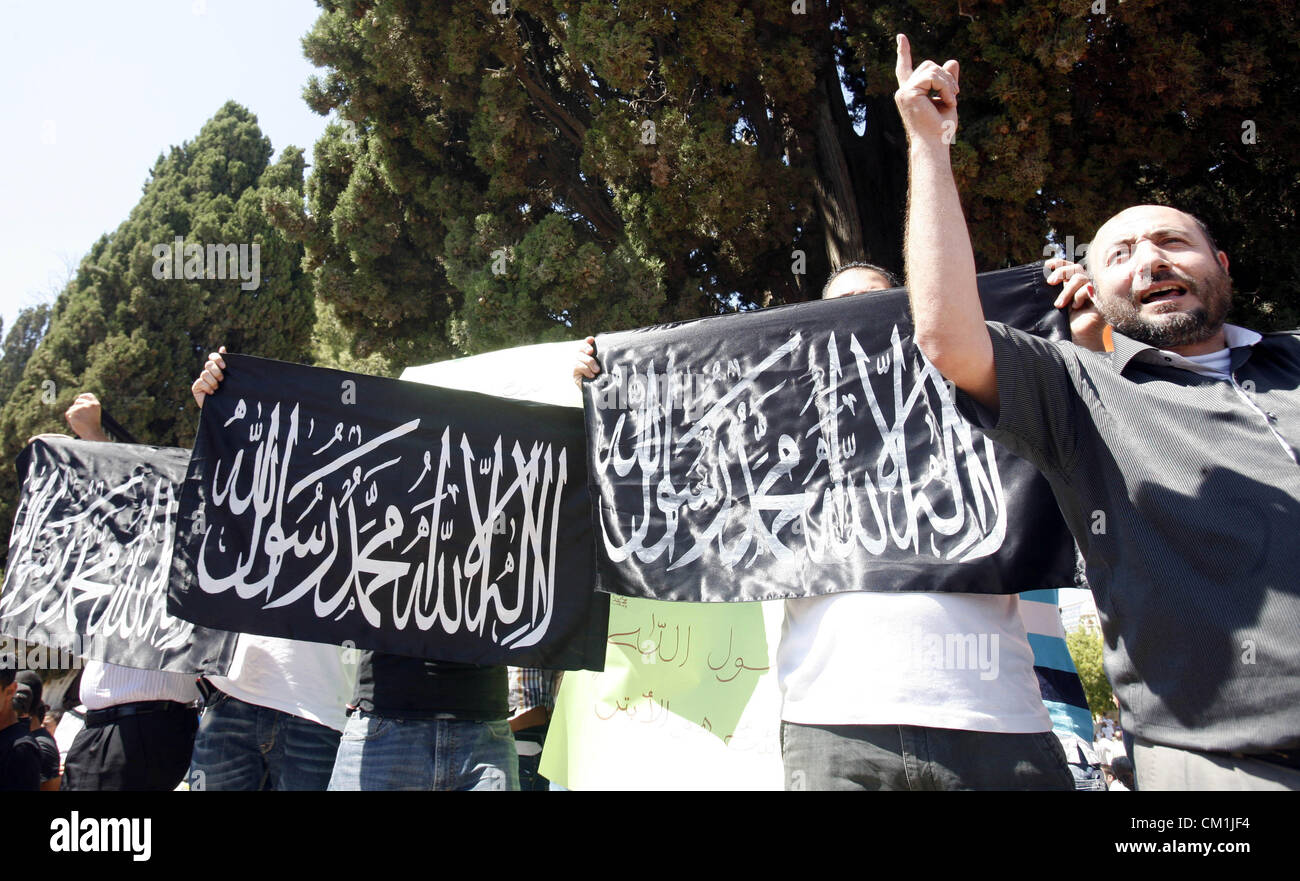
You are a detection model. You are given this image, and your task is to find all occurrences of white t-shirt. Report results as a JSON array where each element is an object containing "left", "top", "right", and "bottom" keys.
[
  {"left": 779, "top": 591, "right": 1051, "bottom": 733},
  {"left": 79, "top": 660, "right": 200, "bottom": 710},
  {"left": 206, "top": 635, "right": 358, "bottom": 732},
  {"left": 1182, "top": 347, "right": 1233, "bottom": 376}
]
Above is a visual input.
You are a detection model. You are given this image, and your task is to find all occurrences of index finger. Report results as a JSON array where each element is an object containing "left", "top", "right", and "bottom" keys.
[{"left": 895, "top": 34, "right": 913, "bottom": 86}]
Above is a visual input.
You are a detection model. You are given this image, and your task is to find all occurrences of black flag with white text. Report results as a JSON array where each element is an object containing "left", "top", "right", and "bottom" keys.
[
  {"left": 169, "top": 355, "right": 607, "bottom": 670},
  {"left": 0, "top": 437, "right": 235, "bottom": 673},
  {"left": 582, "top": 262, "right": 1078, "bottom": 602}
]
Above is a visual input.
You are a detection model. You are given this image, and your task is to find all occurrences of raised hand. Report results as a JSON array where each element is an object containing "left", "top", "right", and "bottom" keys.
[
  {"left": 893, "top": 34, "right": 960, "bottom": 147},
  {"left": 192, "top": 346, "right": 228, "bottom": 409},
  {"left": 573, "top": 336, "right": 601, "bottom": 388},
  {"left": 65, "top": 392, "right": 108, "bottom": 442}
]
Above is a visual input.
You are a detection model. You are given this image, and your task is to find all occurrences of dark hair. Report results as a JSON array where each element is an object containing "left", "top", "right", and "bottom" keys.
[
  {"left": 0, "top": 669, "right": 14, "bottom": 688},
  {"left": 1189, "top": 213, "right": 1221, "bottom": 255},
  {"left": 16, "top": 671, "right": 42, "bottom": 716},
  {"left": 821, "top": 262, "right": 901, "bottom": 299}
]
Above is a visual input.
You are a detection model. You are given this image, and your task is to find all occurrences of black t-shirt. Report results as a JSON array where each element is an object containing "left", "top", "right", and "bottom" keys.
[
  {"left": 0, "top": 721, "right": 41, "bottom": 791},
  {"left": 352, "top": 652, "right": 506, "bottom": 721},
  {"left": 31, "top": 726, "right": 59, "bottom": 783}
]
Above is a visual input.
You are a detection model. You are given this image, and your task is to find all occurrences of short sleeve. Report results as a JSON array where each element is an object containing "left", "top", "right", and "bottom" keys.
[
  {"left": 36, "top": 736, "right": 59, "bottom": 783},
  {"left": 952, "top": 321, "right": 1080, "bottom": 476}
]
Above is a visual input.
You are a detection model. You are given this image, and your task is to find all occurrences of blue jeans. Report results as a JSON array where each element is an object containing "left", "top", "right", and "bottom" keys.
[
  {"left": 327, "top": 711, "right": 519, "bottom": 791},
  {"left": 188, "top": 693, "right": 341, "bottom": 791}
]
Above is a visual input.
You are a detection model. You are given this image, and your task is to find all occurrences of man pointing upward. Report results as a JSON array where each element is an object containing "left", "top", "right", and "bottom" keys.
[{"left": 894, "top": 33, "right": 1300, "bottom": 790}]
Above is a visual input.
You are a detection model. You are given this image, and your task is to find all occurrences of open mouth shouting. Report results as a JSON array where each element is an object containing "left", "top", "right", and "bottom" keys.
[{"left": 1136, "top": 281, "right": 1189, "bottom": 307}]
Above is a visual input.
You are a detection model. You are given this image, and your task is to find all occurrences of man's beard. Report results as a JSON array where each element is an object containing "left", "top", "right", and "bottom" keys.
[{"left": 1096, "top": 266, "right": 1232, "bottom": 349}]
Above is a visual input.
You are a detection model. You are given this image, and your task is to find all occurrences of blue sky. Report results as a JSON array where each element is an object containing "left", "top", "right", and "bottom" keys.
[{"left": 0, "top": 0, "right": 333, "bottom": 337}]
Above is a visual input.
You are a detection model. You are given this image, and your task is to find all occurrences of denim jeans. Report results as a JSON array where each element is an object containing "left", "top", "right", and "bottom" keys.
[
  {"left": 327, "top": 711, "right": 519, "bottom": 791},
  {"left": 781, "top": 721, "right": 1074, "bottom": 791},
  {"left": 188, "top": 693, "right": 341, "bottom": 791}
]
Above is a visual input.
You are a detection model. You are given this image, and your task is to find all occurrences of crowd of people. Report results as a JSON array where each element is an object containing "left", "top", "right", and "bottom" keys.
[{"left": 1, "top": 34, "right": 1297, "bottom": 791}]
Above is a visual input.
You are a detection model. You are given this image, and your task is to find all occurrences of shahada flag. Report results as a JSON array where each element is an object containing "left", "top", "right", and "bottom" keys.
[
  {"left": 0, "top": 436, "right": 235, "bottom": 673},
  {"left": 168, "top": 354, "right": 608, "bottom": 671},
  {"left": 582, "top": 262, "right": 1078, "bottom": 603}
]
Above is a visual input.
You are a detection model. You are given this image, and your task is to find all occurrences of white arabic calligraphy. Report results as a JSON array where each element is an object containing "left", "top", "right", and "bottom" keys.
[{"left": 594, "top": 324, "right": 1006, "bottom": 580}]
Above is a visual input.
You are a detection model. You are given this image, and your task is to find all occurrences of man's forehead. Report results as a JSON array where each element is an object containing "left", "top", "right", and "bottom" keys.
[
  {"left": 825, "top": 267, "right": 892, "bottom": 298},
  {"left": 1092, "top": 205, "right": 1203, "bottom": 249}
]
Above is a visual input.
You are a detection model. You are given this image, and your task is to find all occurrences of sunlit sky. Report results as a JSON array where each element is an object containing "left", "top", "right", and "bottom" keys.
[{"left": 0, "top": 0, "right": 332, "bottom": 336}]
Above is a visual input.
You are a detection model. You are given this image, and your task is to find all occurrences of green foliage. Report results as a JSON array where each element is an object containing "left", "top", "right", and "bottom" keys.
[
  {"left": 311, "top": 297, "right": 399, "bottom": 376},
  {"left": 848, "top": 0, "right": 1300, "bottom": 331},
  {"left": 281, "top": 0, "right": 1300, "bottom": 368},
  {"left": 0, "top": 103, "right": 314, "bottom": 566},
  {"left": 0, "top": 305, "right": 52, "bottom": 412},
  {"left": 1066, "top": 625, "right": 1113, "bottom": 718}
]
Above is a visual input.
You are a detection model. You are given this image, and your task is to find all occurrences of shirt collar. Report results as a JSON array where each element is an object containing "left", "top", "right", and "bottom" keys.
[{"left": 1110, "top": 324, "right": 1262, "bottom": 376}]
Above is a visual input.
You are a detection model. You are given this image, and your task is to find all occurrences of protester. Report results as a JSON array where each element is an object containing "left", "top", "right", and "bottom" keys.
[
  {"left": 893, "top": 32, "right": 1300, "bottom": 790},
  {"left": 1060, "top": 734, "right": 1107, "bottom": 792},
  {"left": 0, "top": 669, "right": 41, "bottom": 791},
  {"left": 574, "top": 261, "right": 1100, "bottom": 791},
  {"left": 186, "top": 635, "right": 357, "bottom": 791},
  {"left": 509, "top": 667, "right": 562, "bottom": 791},
  {"left": 777, "top": 264, "right": 1070, "bottom": 791},
  {"left": 1108, "top": 756, "right": 1135, "bottom": 791},
  {"left": 55, "top": 393, "right": 201, "bottom": 791},
  {"left": 192, "top": 348, "right": 517, "bottom": 791},
  {"left": 15, "top": 672, "right": 59, "bottom": 790}
]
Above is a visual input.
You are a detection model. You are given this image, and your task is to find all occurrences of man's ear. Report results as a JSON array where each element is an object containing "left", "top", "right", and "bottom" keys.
[{"left": 1216, "top": 250, "right": 1230, "bottom": 274}]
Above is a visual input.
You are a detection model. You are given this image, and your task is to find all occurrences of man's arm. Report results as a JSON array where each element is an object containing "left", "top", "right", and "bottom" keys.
[
  {"left": 36, "top": 734, "right": 60, "bottom": 791},
  {"left": 894, "top": 35, "right": 998, "bottom": 411}
]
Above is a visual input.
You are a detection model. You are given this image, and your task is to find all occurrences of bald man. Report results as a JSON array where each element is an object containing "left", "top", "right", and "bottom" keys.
[{"left": 894, "top": 32, "right": 1300, "bottom": 790}]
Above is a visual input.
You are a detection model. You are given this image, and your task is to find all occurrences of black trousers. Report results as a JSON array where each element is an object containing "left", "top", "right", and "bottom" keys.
[
  {"left": 62, "top": 704, "right": 198, "bottom": 791},
  {"left": 780, "top": 721, "right": 1075, "bottom": 791}
]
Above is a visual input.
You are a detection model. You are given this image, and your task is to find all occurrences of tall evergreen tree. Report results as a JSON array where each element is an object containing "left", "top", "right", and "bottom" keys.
[
  {"left": 279, "top": 0, "right": 1300, "bottom": 366},
  {"left": 0, "top": 305, "right": 52, "bottom": 412},
  {"left": 0, "top": 102, "right": 314, "bottom": 565}
]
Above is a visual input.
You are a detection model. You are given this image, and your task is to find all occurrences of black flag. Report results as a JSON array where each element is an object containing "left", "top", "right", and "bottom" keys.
[
  {"left": 0, "top": 437, "right": 235, "bottom": 673},
  {"left": 169, "top": 354, "right": 608, "bottom": 671},
  {"left": 582, "top": 262, "right": 1078, "bottom": 602}
]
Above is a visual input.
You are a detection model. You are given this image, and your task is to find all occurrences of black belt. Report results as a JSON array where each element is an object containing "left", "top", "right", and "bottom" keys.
[{"left": 83, "top": 700, "right": 193, "bottom": 727}]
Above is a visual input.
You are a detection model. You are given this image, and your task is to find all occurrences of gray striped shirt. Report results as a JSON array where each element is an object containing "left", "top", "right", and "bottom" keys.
[{"left": 957, "top": 322, "right": 1300, "bottom": 754}]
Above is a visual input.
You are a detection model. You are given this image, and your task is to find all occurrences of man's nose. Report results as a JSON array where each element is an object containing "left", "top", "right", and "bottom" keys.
[{"left": 1131, "top": 239, "right": 1171, "bottom": 288}]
